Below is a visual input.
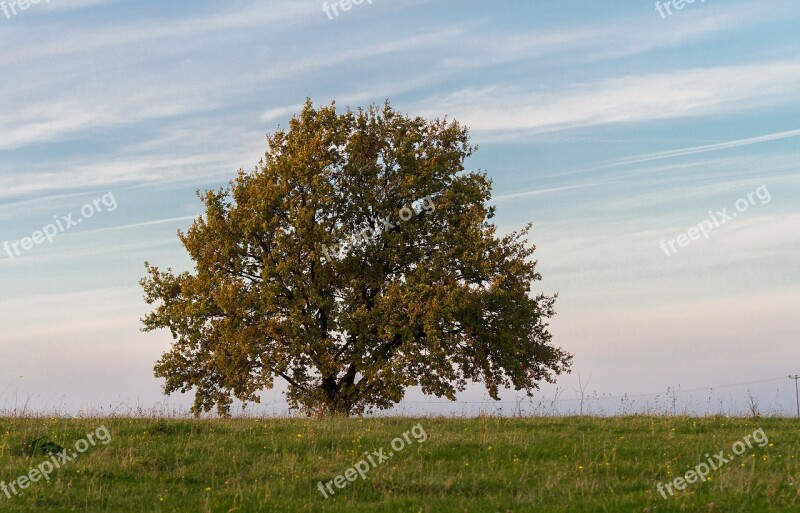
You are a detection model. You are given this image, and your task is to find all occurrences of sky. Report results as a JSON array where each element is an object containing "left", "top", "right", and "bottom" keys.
[{"left": 1, "top": 0, "right": 799, "bottom": 416}]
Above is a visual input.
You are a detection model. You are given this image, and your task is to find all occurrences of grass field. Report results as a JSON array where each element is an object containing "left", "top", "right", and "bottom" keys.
[{"left": 1, "top": 416, "right": 799, "bottom": 512}]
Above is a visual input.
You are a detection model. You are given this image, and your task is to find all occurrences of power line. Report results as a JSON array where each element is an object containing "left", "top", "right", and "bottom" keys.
[{"left": 398, "top": 376, "right": 788, "bottom": 404}]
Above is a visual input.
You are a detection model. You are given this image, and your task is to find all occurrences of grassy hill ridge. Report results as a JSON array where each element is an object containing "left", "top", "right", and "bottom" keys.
[{"left": 0, "top": 416, "right": 798, "bottom": 512}]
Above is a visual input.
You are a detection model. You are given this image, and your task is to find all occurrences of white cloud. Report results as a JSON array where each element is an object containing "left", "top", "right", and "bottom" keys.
[
  {"left": 0, "top": 2, "right": 320, "bottom": 64},
  {"left": 604, "top": 129, "right": 800, "bottom": 168},
  {"left": 418, "top": 62, "right": 800, "bottom": 135},
  {"left": 492, "top": 184, "right": 594, "bottom": 202}
]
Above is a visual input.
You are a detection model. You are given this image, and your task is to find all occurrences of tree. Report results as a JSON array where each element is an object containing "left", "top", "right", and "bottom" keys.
[{"left": 140, "top": 99, "right": 572, "bottom": 416}]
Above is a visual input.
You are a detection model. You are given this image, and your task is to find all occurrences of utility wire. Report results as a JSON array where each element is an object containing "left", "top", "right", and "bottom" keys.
[{"left": 398, "top": 376, "right": 788, "bottom": 404}]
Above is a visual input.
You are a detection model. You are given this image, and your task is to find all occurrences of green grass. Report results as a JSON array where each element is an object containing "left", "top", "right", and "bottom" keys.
[{"left": 1, "top": 416, "right": 799, "bottom": 512}]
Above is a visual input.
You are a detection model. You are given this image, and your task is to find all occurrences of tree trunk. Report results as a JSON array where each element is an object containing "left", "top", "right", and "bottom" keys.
[{"left": 319, "top": 364, "right": 358, "bottom": 416}]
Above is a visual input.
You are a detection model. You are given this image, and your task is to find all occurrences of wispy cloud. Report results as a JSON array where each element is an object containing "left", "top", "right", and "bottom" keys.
[
  {"left": 604, "top": 129, "right": 800, "bottom": 168},
  {"left": 419, "top": 62, "right": 800, "bottom": 135},
  {"left": 0, "top": 2, "right": 320, "bottom": 64},
  {"left": 492, "top": 184, "right": 594, "bottom": 202},
  {"left": 88, "top": 215, "right": 199, "bottom": 234},
  {"left": 0, "top": 151, "right": 243, "bottom": 199},
  {"left": 534, "top": 129, "right": 800, "bottom": 185}
]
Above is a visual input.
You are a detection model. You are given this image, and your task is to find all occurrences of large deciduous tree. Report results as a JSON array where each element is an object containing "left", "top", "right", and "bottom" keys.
[{"left": 141, "top": 100, "right": 571, "bottom": 416}]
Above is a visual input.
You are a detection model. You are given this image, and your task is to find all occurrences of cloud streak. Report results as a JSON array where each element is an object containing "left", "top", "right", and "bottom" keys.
[{"left": 419, "top": 62, "right": 800, "bottom": 135}]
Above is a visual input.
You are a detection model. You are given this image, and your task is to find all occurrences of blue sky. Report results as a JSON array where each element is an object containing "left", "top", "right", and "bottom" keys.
[{"left": 1, "top": 0, "right": 799, "bottom": 415}]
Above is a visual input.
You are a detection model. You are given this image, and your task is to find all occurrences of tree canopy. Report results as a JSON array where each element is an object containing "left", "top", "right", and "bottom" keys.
[{"left": 141, "top": 99, "right": 572, "bottom": 416}]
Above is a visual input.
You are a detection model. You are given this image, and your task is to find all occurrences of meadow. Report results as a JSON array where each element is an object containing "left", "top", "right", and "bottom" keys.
[{"left": 0, "top": 416, "right": 798, "bottom": 512}]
